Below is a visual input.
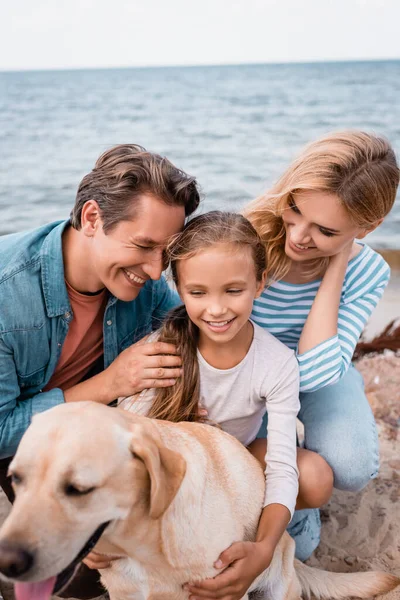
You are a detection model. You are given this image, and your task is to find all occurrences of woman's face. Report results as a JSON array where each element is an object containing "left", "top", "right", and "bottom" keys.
[{"left": 281, "top": 189, "right": 367, "bottom": 262}]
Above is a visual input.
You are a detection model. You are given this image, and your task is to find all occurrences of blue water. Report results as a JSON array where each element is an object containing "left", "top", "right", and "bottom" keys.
[{"left": 0, "top": 60, "right": 399, "bottom": 247}]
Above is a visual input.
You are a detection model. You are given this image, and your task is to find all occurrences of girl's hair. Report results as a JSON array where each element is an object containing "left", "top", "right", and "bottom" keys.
[
  {"left": 244, "top": 131, "right": 400, "bottom": 281},
  {"left": 146, "top": 211, "right": 266, "bottom": 422}
]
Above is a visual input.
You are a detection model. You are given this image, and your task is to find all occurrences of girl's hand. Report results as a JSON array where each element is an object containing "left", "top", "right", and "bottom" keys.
[
  {"left": 198, "top": 403, "right": 208, "bottom": 418},
  {"left": 184, "top": 540, "right": 273, "bottom": 600},
  {"left": 83, "top": 551, "right": 119, "bottom": 570}
]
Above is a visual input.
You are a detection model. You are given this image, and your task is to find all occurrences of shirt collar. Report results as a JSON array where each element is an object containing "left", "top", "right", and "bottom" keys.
[{"left": 40, "top": 220, "right": 72, "bottom": 318}]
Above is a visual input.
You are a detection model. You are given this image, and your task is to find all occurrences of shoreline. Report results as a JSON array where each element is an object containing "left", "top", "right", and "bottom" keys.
[
  {"left": 364, "top": 249, "right": 400, "bottom": 340},
  {"left": 375, "top": 249, "right": 400, "bottom": 271}
]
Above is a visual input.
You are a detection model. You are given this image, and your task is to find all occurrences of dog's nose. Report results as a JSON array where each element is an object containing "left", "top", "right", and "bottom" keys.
[{"left": 0, "top": 541, "right": 34, "bottom": 578}]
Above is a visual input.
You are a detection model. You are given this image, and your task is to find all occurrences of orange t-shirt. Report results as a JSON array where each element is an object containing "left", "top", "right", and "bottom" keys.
[{"left": 45, "top": 282, "right": 108, "bottom": 392}]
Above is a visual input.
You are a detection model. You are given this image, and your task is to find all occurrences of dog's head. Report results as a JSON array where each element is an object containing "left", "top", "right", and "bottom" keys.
[{"left": 0, "top": 402, "right": 186, "bottom": 599}]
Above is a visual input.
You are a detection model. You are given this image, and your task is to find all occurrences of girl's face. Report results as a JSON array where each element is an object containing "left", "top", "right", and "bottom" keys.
[
  {"left": 281, "top": 189, "right": 370, "bottom": 262},
  {"left": 177, "top": 243, "right": 265, "bottom": 346}
]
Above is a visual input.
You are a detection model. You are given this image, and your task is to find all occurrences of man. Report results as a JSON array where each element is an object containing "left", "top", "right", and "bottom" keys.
[
  {"left": 0, "top": 143, "right": 200, "bottom": 460},
  {"left": 0, "top": 144, "right": 200, "bottom": 595}
]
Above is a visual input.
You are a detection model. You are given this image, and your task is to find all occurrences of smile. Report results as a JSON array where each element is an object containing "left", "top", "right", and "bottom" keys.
[
  {"left": 123, "top": 269, "right": 147, "bottom": 286},
  {"left": 289, "top": 240, "right": 316, "bottom": 252},
  {"left": 205, "top": 319, "right": 234, "bottom": 327},
  {"left": 202, "top": 317, "right": 236, "bottom": 332}
]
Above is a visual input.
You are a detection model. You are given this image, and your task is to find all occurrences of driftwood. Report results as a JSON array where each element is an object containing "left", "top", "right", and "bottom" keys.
[{"left": 353, "top": 319, "right": 400, "bottom": 360}]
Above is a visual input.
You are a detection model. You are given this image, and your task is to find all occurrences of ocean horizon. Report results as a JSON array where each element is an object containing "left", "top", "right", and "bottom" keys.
[
  {"left": 1, "top": 59, "right": 399, "bottom": 247},
  {"left": 2, "top": 57, "right": 400, "bottom": 74}
]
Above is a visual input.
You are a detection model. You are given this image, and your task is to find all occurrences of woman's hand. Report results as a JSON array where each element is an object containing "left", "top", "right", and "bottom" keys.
[
  {"left": 326, "top": 239, "right": 355, "bottom": 270},
  {"left": 183, "top": 540, "right": 274, "bottom": 600}
]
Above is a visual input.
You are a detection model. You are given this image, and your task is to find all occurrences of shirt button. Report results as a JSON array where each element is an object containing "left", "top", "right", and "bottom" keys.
[
  {"left": 107, "top": 320, "right": 112, "bottom": 326},
  {"left": 64, "top": 312, "right": 70, "bottom": 318},
  {"left": 57, "top": 343, "right": 61, "bottom": 347}
]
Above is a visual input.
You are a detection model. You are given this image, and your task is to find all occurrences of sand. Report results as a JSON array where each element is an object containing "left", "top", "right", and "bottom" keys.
[
  {"left": 306, "top": 351, "right": 400, "bottom": 600},
  {"left": 363, "top": 255, "right": 400, "bottom": 341}
]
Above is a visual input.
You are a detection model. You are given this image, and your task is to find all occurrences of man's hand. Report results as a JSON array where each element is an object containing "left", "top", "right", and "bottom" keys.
[
  {"left": 64, "top": 336, "right": 182, "bottom": 405},
  {"left": 103, "top": 336, "right": 182, "bottom": 399},
  {"left": 184, "top": 541, "right": 273, "bottom": 600}
]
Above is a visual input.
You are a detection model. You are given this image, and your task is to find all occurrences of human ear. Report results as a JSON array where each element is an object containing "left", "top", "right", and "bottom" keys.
[
  {"left": 356, "top": 218, "right": 384, "bottom": 240},
  {"left": 80, "top": 201, "right": 102, "bottom": 237},
  {"left": 254, "top": 269, "right": 267, "bottom": 298}
]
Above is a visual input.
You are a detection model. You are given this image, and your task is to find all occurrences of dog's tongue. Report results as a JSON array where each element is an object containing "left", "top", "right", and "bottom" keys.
[{"left": 15, "top": 577, "right": 57, "bottom": 600}]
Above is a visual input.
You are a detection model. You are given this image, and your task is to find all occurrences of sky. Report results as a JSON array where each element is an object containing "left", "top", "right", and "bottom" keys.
[{"left": 1, "top": 0, "right": 399, "bottom": 71}]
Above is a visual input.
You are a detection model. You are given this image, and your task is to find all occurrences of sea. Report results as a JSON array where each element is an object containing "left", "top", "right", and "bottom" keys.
[{"left": 0, "top": 60, "right": 399, "bottom": 248}]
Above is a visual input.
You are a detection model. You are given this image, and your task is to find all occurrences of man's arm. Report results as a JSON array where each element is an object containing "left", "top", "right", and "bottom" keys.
[
  {"left": 0, "top": 337, "right": 64, "bottom": 458},
  {"left": 0, "top": 334, "right": 182, "bottom": 457},
  {"left": 65, "top": 277, "right": 182, "bottom": 404}
]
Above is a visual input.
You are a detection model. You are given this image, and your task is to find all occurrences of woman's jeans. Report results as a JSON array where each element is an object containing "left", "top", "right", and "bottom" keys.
[{"left": 258, "top": 365, "right": 379, "bottom": 560}]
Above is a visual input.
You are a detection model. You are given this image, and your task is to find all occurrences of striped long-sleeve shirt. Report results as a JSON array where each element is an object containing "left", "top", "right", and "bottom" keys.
[{"left": 251, "top": 244, "right": 390, "bottom": 393}]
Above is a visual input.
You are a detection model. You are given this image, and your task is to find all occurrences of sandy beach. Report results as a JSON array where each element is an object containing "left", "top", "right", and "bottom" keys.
[
  {"left": 307, "top": 350, "right": 400, "bottom": 599},
  {"left": 303, "top": 250, "right": 400, "bottom": 598},
  {"left": 364, "top": 250, "right": 400, "bottom": 340},
  {"left": 0, "top": 250, "right": 398, "bottom": 600}
]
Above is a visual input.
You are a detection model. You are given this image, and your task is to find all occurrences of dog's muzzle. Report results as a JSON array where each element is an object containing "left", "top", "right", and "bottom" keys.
[
  {"left": 54, "top": 520, "right": 111, "bottom": 593},
  {"left": 3, "top": 520, "right": 111, "bottom": 600}
]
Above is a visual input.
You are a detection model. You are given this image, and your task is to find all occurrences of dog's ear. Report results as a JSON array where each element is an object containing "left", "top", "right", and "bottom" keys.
[{"left": 129, "top": 423, "right": 186, "bottom": 520}]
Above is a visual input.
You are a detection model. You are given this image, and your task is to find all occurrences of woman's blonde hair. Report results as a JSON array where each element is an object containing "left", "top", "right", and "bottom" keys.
[
  {"left": 244, "top": 131, "right": 399, "bottom": 281},
  {"left": 146, "top": 211, "right": 266, "bottom": 422}
]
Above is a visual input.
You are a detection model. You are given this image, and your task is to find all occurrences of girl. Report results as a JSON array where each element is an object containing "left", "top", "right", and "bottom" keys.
[
  {"left": 116, "top": 211, "right": 333, "bottom": 600},
  {"left": 244, "top": 130, "right": 400, "bottom": 561}
]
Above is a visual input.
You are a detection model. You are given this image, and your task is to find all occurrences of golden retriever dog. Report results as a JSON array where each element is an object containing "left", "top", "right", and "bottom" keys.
[{"left": 0, "top": 402, "right": 397, "bottom": 600}]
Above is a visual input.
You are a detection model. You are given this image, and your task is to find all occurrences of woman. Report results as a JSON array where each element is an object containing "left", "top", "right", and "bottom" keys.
[{"left": 244, "top": 131, "right": 399, "bottom": 560}]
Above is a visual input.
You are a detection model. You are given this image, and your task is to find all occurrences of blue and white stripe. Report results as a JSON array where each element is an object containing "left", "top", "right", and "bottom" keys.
[{"left": 251, "top": 244, "right": 390, "bottom": 393}]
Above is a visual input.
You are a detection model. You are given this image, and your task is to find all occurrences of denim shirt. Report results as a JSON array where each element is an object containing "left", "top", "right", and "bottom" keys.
[{"left": 0, "top": 220, "right": 179, "bottom": 458}]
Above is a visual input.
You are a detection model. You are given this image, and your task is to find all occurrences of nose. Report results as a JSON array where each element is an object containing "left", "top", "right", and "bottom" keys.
[
  {"left": 207, "top": 300, "right": 227, "bottom": 318},
  {"left": 290, "top": 223, "right": 312, "bottom": 245},
  {"left": 0, "top": 541, "right": 34, "bottom": 578},
  {"left": 142, "top": 250, "right": 164, "bottom": 281}
]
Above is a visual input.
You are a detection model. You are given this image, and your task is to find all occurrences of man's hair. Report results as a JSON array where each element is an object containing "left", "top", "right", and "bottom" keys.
[{"left": 70, "top": 144, "right": 201, "bottom": 232}]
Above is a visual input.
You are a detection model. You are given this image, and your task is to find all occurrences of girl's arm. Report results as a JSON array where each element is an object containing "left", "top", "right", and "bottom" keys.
[
  {"left": 185, "top": 355, "right": 299, "bottom": 600},
  {"left": 297, "top": 246, "right": 390, "bottom": 393},
  {"left": 185, "top": 504, "right": 290, "bottom": 600}
]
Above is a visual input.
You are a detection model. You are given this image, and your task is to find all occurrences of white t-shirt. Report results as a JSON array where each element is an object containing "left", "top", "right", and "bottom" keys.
[{"left": 119, "top": 321, "right": 300, "bottom": 518}]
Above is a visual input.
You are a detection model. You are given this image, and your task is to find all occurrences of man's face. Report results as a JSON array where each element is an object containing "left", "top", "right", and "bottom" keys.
[{"left": 87, "top": 194, "right": 186, "bottom": 301}]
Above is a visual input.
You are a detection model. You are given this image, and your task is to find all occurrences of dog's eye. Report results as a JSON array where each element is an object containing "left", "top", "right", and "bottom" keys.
[{"left": 65, "top": 484, "right": 95, "bottom": 497}]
